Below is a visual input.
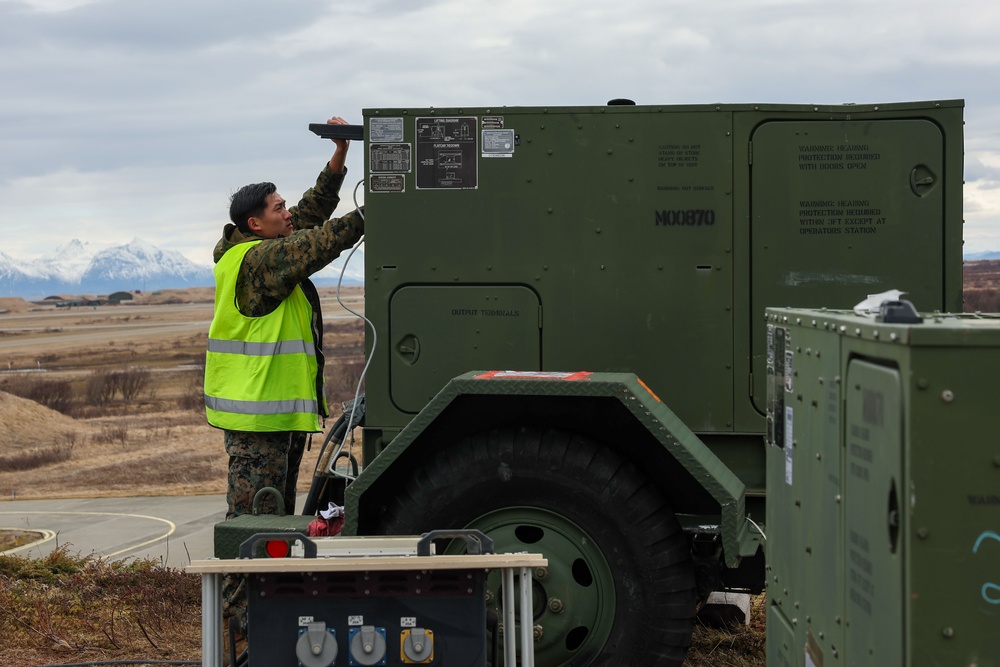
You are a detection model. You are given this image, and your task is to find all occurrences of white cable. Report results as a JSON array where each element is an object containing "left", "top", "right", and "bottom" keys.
[
  {"left": 327, "top": 179, "right": 374, "bottom": 476},
  {"left": 746, "top": 516, "right": 766, "bottom": 542}
]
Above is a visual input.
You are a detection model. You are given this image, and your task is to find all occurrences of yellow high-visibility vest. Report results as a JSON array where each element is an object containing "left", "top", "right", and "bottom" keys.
[{"left": 204, "top": 240, "right": 322, "bottom": 432}]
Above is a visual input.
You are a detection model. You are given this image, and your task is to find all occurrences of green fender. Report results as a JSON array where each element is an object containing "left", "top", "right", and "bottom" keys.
[{"left": 345, "top": 370, "right": 759, "bottom": 567}]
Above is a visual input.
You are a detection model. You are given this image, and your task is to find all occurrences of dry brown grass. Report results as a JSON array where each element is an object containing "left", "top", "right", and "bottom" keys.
[
  {"left": 964, "top": 259, "right": 1000, "bottom": 312},
  {"left": 0, "top": 286, "right": 364, "bottom": 501},
  {"left": 0, "top": 548, "right": 201, "bottom": 667},
  {"left": 686, "top": 595, "right": 766, "bottom": 666}
]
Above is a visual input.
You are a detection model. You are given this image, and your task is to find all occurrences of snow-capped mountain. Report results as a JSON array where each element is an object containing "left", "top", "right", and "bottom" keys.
[
  {"left": 50, "top": 239, "right": 100, "bottom": 282},
  {"left": 0, "top": 249, "right": 70, "bottom": 297},
  {"left": 0, "top": 237, "right": 364, "bottom": 299},
  {"left": 0, "top": 238, "right": 214, "bottom": 299},
  {"left": 78, "top": 239, "right": 215, "bottom": 295}
]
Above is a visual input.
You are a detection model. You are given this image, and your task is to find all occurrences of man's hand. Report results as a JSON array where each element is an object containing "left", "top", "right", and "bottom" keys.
[{"left": 326, "top": 116, "right": 350, "bottom": 173}]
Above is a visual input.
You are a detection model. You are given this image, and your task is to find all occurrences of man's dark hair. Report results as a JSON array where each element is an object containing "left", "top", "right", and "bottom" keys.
[{"left": 229, "top": 182, "right": 277, "bottom": 234}]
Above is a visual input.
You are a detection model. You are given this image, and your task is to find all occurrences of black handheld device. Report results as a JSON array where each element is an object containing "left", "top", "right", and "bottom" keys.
[{"left": 309, "top": 123, "right": 364, "bottom": 141}]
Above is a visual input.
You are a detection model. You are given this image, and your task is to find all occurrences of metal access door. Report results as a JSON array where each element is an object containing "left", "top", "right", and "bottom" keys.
[
  {"left": 389, "top": 285, "right": 541, "bottom": 413},
  {"left": 843, "top": 359, "right": 904, "bottom": 665},
  {"left": 749, "top": 119, "right": 945, "bottom": 413}
]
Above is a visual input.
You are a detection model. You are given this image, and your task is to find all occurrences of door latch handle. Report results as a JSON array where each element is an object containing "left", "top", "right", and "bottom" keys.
[{"left": 397, "top": 334, "right": 421, "bottom": 365}]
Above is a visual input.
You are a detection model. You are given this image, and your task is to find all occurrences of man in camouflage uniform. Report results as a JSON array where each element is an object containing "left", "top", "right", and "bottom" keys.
[{"left": 205, "top": 115, "right": 364, "bottom": 646}]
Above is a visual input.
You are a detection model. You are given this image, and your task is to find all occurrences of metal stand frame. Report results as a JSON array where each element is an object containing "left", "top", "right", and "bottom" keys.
[{"left": 192, "top": 552, "right": 544, "bottom": 667}]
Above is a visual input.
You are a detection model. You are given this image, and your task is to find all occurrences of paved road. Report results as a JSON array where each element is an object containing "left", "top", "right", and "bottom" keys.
[{"left": 0, "top": 495, "right": 228, "bottom": 568}]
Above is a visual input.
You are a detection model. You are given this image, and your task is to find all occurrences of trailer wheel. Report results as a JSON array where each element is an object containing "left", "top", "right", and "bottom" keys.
[{"left": 377, "top": 427, "right": 695, "bottom": 666}]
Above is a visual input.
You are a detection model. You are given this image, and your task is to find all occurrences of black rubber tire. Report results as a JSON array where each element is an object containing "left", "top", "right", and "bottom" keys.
[{"left": 377, "top": 427, "right": 696, "bottom": 666}]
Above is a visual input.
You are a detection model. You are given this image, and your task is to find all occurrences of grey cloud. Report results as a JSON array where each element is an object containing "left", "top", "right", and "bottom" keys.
[{"left": 967, "top": 156, "right": 1000, "bottom": 186}]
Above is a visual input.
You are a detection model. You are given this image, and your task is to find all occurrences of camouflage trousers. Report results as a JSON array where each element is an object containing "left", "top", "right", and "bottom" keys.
[{"left": 221, "top": 429, "right": 308, "bottom": 628}]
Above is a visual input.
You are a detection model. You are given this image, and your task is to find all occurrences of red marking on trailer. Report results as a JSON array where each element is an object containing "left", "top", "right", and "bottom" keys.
[{"left": 475, "top": 370, "right": 593, "bottom": 381}]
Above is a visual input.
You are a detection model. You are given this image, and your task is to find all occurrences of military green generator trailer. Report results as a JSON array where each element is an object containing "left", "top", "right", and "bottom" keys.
[
  {"left": 765, "top": 306, "right": 1000, "bottom": 666},
  {"left": 316, "top": 99, "right": 966, "bottom": 666}
]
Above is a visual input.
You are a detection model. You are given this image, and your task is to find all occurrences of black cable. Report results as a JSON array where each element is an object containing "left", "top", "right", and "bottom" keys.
[{"left": 302, "top": 410, "right": 349, "bottom": 515}]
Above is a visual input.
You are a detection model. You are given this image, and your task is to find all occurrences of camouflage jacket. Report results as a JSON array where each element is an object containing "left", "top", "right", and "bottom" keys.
[{"left": 212, "top": 166, "right": 365, "bottom": 420}]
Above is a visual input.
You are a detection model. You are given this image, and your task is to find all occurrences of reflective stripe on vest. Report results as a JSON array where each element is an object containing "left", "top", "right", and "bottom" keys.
[
  {"left": 204, "top": 240, "right": 321, "bottom": 433},
  {"left": 204, "top": 395, "right": 319, "bottom": 416},
  {"left": 206, "top": 338, "right": 316, "bottom": 356}
]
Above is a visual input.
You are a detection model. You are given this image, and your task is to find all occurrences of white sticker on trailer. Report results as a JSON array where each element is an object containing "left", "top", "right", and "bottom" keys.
[
  {"left": 482, "top": 128, "right": 515, "bottom": 157},
  {"left": 369, "top": 117, "right": 405, "bottom": 143},
  {"left": 784, "top": 406, "right": 794, "bottom": 485}
]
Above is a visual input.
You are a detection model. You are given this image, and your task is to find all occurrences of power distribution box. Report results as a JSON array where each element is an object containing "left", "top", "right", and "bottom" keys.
[
  {"left": 765, "top": 307, "right": 1000, "bottom": 666},
  {"left": 247, "top": 565, "right": 486, "bottom": 666},
  {"left": 189, "top": 532, "right": 546, "bottom": 667}
]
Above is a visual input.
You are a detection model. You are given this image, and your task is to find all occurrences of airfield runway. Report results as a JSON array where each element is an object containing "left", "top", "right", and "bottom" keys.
[{"left": 0, "top": 495, "right": 228, "bottom": 568}]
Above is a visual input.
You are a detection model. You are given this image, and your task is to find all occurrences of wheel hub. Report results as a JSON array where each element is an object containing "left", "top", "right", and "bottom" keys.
[{"left": 445, "top": 506, "right": 616, "bottom": 666}]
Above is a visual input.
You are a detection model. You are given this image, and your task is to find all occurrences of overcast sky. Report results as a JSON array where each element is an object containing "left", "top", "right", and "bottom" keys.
[{"left": 2, "top": 0, "right": 999, "bottom": 267}]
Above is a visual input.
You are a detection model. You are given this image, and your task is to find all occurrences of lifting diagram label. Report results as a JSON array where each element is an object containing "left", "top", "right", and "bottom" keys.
[{"left": 415, "top": 117, "right": 478, "bottom": 189}]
